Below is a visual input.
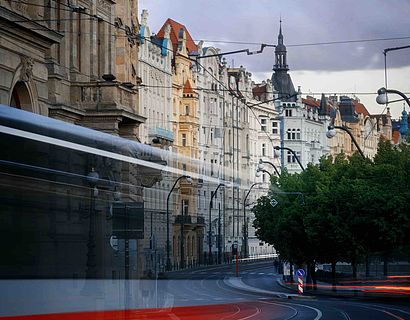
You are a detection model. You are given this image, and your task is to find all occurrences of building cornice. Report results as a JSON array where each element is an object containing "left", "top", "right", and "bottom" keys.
[{"left": 0, "top": 5, "right": 63, "bottom": 47}]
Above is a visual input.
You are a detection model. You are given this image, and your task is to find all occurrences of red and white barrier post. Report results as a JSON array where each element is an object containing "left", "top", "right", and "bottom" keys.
[{"left": 297, "top": 269, "right": 304, "bottom": 294}]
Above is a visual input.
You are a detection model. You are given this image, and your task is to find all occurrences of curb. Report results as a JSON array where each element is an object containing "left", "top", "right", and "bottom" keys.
[{"left": 224, "top": 277, "right": 316, "bottom": 300}]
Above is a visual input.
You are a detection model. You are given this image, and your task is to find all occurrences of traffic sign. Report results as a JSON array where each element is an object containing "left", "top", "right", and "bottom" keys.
[
  {"left": 297, "top": 268, "right": 305, "bottom": 277},
  {"left": 270, "top": 198, "right": 278, "bottom": 208}
]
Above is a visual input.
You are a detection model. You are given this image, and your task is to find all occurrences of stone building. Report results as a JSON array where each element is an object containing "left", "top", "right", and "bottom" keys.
[
  {"left": 194, "top": 45, "right": 226, "bottom": 263},
  {"left": 138, "top": 9, "right": 174, "bottom": 275},
  {"left": 328, "top": 96, "right": 392, "bottom": 159},
  {"left": 0, "top": 0, "right": 168, "bottom": 278},
  {"left": 156, "top": 18, "right": 204, "bottom": 268}
]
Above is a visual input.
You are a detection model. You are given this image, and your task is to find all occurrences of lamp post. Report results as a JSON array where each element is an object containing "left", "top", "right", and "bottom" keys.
[
  {"left": 243, "top": 182, "right": 261, "bottom": 259},
  {"left": 166, "top": 175, "right": 192, "bottom": 271},
  {"left": 274, "top": 146, "right": 305, "bottom": 171},
  {"left": 256, "top": 168, "right": 272, "bottom": 178},
  {"left": 209, "top": 183, "right": 224, "bottom": 264},
  {"left": 326, "top": 125, "right": 365, "bottom": 159},
  {"left": 376, "top": 87, "right": 410, "bottom": 108},
  {"left": 258, "top": 159, "right": 280, "bottom": 176}
]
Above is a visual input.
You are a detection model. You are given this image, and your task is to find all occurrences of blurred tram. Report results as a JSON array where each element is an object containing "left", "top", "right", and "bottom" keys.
[{"left": 0, "top": 104, "right": 179, "bottom": 317}]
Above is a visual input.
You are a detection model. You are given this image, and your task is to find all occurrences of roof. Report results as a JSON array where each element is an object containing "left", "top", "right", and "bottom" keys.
[
  {"left": 253, "top": 84, "right": 267, "bottom": 99},
  {"left": 302, "top": 97, "right": 320, "bottom": 108},
  {"left": 157, "top": 18, "right": 197, "bottom": 54},
  {"left": 353, "top": 101, "right": 370, "bottom": 117},
  {"left": 271, "top": 72, "right": 297, "bottom": 102},
  {"left": 183, "top": 80, "right": 194, "bottom": 94}
]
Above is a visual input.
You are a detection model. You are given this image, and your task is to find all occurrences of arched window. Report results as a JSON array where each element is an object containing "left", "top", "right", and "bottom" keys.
[{"left": 10, "top": 81, "right": 32, "bottom": 112}]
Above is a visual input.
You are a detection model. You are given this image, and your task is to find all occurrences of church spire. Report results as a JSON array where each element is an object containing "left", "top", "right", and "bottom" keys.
[
  {"left": 278, "top": 18, "right": 283, "bottom": 45},
  {"left": 274, "top": 19, "right": 288, "bottom": 71},
  {"left": 271, "top": 19, "right": 296, "bottom": 102}
]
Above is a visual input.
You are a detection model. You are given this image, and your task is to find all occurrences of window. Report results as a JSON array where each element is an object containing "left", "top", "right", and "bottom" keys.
[
  {"left": 287, "top": 151, "right": 301, "bottom": 164},
  {"left": 182, "top": 133, "right": 186, "bottom": 146},
  {"left": 272, "top": 121, "right": 278, "bottom": 134},
  {"left": 182, "top": 199, "right": 189, "bottom": 215},
  {"left": 262, "top": 143, "right": 266, "bottom": 156},
  {"left": 285, "top": 109, "right": 292, "bottom": 117},
  {"left": 185, "top": 105, "right": 189, "bottom": 115},
  {"left": 287, "top": 129, "right": 291, "bottom": 140},
  {"left": 182, "top": 163, "right": 186, "bottom": 171},
  {"left": 210, "top": 128, "right": 214, "bottom": 143},
  {"left": 211, "top": 159, "right": 214, "bottom": 176},
  {"left": 261, "top": 118, "right": 267, "bottom": 131},
  {"left": 296, "top": 129, "right": 301, "bottom": 140}
]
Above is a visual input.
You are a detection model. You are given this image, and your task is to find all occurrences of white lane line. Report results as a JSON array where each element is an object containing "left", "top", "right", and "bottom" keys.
[
  {"left": 220, "top": 304, "right": 241, "bottom": 320},
  {"left": 258, "top": 301, "right": 298, "bottom": 320},
  {"left": 356, "top": 305, "right": 406, "bottom": 320},
  {"left": 261, "top": 300, "right": 322, "bottom": 320},
  {"left": 237, "top": 306, "right": 262, "bottom": 320},
  {"left": 340, "top": 310, "right": 352, "bottom": 320}
]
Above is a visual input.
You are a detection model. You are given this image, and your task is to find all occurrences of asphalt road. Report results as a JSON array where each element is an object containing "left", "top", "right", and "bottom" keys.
[
  {"left": 161, "top": 261, "right": 410, "bottom": 319},
  {"left": 1, "top": 261, "right": 408, "bottom": 319}
]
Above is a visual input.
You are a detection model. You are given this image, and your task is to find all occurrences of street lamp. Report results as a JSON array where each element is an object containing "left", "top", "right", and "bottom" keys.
[
  {"left": 243, "top": 182, "right": 261, "bottom": 258},
  {"left": 166, "top": 175, "right": 192, "bottom": 271},
  {"left": 326, "top": 125, "right": 365, "bottom": 159},
  {"left": 256, "top": 168, "right": 272, "bottom": 178},
  {"left": 258, "top": 159, "right": 280, "bottom": 176},
  {"left": 376, "top": 87, "right": 410, "bottom": 108},
  {"left": 209, "top": 183, "right": 224, "bottom": 264},
  {"left": 274, "top": 146, "right": 305, "bottom": 171}
]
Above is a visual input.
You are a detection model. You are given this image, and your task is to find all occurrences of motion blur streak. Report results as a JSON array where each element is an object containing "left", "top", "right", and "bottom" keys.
[
  {"left": 387, "top": 275, "right": 410, "bottom": 279},
  {"left": 0, "top": 303, "right": 270, "bottom": 320},
  {"left": 283, "top": 282, "right": 410, "bottom": 294}
]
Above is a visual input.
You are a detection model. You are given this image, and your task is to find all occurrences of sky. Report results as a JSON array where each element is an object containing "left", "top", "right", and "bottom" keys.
[{"left": 139, "top": 0, "right": 410, "bottom": 118}]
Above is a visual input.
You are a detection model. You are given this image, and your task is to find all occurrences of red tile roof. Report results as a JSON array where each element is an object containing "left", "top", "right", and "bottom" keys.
[
  {"left": 302, "top": 97, "right": 320, "bottom": 107},
  {"left": 183, "top": 80, "right": 194, "bottom": 94},
  {"left": 353, "top": 101, "right": 370, "bottom": 116},
  {"left": 157, "top": 18, "right": 197, "bottom": 54}
]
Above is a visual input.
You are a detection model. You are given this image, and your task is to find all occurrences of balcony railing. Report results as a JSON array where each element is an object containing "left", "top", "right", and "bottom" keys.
[
  {"left": 148, "top": 127, "right": 174, "bottom": 141},
  {"left": 174, "top": 215, "right": 205, "bottom": 225}
]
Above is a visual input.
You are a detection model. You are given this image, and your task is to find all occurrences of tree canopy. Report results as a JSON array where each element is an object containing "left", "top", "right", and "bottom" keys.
[{"left": 252, "top": 140, "right": 410, "bottom": 271}]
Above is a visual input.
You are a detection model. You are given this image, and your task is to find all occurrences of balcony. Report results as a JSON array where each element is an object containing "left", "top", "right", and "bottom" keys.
[
  {"left": 174, "top": 215, "right": 205, "bottom": 226},
  {"left": 148, "top": 127, "right": 174, "bottom": 142}
]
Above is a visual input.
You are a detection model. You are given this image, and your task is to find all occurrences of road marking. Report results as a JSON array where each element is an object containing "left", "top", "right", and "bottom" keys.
[
  {"left": 261, "top": 300, "right": 322, "bottom": 320},
  {"left": 259, "top": 301, "right": 298, "bottom": 320}
]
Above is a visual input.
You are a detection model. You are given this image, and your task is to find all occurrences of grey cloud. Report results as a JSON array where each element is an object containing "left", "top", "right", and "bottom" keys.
[{"left": 139, "top": 0, "right": 410, "bottom": 72}]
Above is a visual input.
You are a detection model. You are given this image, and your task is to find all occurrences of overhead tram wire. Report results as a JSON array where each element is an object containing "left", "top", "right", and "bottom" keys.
[
  {"left": 193, "top": 36, "right": 410, "bottom": 48},
  {"left": 6, "top": 1, "right": 410, "bottom": 49},
  {"left": 13, "top": 2, "right": 408, "bottom": 136}
]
